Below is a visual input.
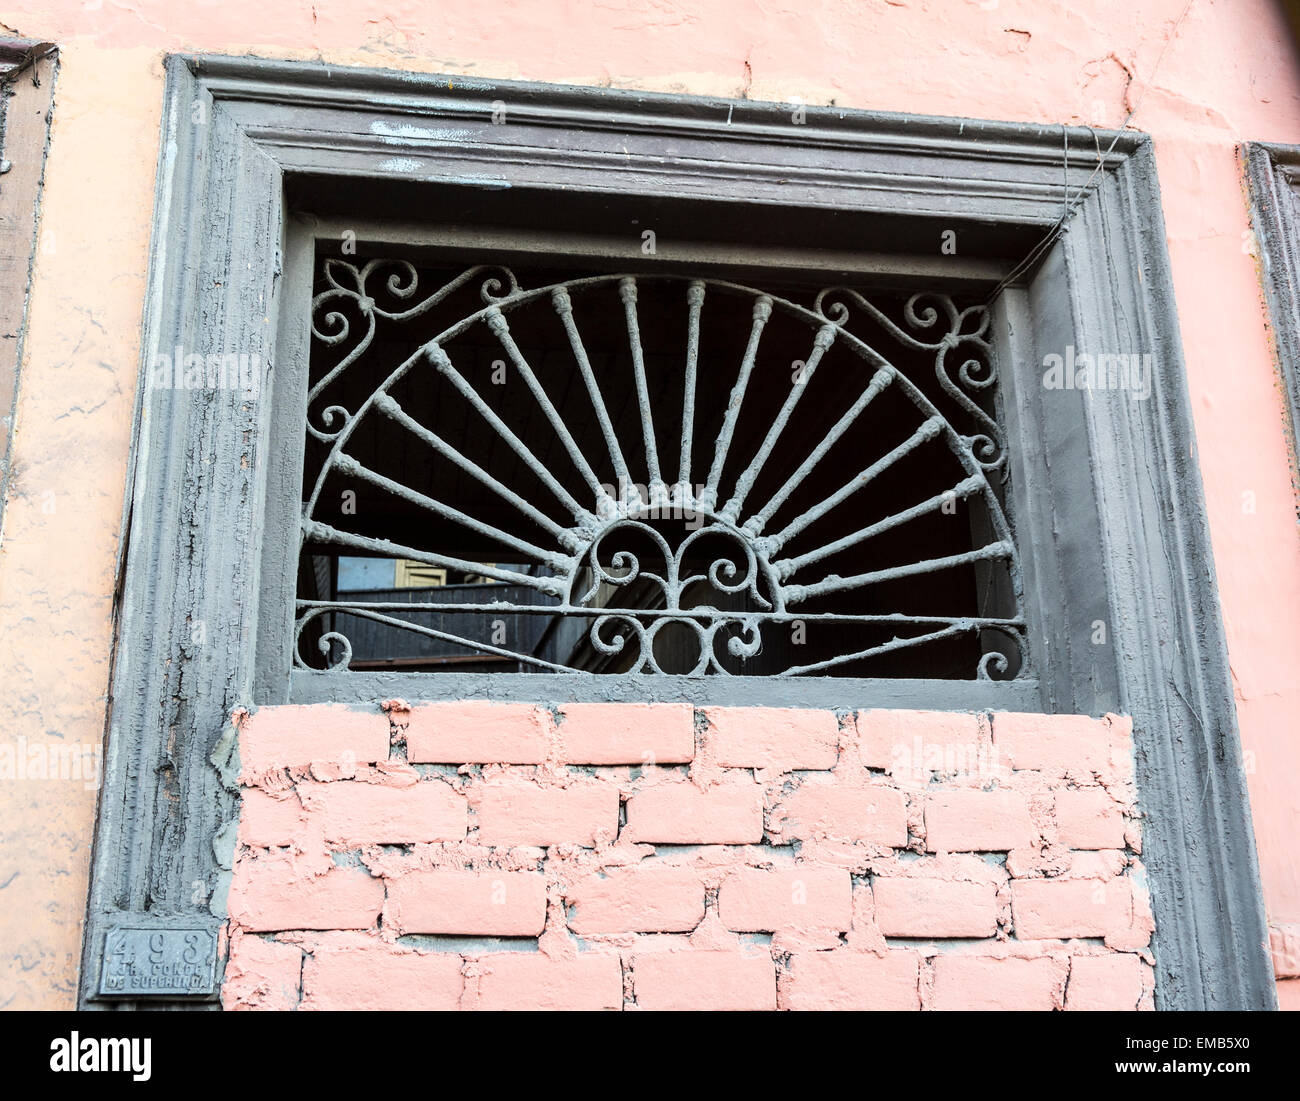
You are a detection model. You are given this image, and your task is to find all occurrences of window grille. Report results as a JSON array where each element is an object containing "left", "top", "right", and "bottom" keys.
[{"left": 297, "top": 257, "right": 1024, "bottom": 678}]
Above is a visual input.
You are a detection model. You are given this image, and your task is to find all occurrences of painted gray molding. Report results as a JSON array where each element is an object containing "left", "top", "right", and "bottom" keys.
[
  {"left": 1245, "top": 141, "right": 1300, "bottom": 497},
  {"left": 81, "top": 53, "right": 1274, "bottom": 1009}
]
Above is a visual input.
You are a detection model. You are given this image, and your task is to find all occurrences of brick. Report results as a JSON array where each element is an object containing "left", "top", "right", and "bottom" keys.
[
  {"left": 556, "top": 702, "right": 694, "bottom": 765},
  {"left": 475, "top": 778, "right": 618, "bottom": 847},
  {"left": 302, "top": 945, "right": 463, "bottom": 1010},
  {"left": 872, "top": 877, "right": 999, "bottom": 938},
  {"left": 222, "top": 935, "right": 302, "bottom": 1011},
  {"left": 1054, "top": 788, "right": 1126, "bottom": 850},
  {"left": 1011, "top": 877, "right": 1130, "bottom": 939},
  {"left": 773, "top": 781, "right": 907, "bottom": 846},
  {"left": 925, "top": 790, "right": 1035, "bottom": 852},
  {"left": 1270, "top": 922, "right": 1300, "bottom": 979},
  {"left": 405, "top": 702, "right": 548, "bottom": 764},
  {"left": 993, "top": 712, "right": 1109, "bottom": 774},
  {"left": 703, "top": 707, "right": 839, "bottom": 771},
  {"left": 1277, "top": 979, "right": 1300, "bottom": 1011},
  {"left": 475, "top": 953, "right": 623, "bottom": 1010},
  {"left": 857, "top": 709, "right": 982, "bottom": 772},
  {"left": 624, "top": 777, "right": 763, "bottom": 844},
  {"left": 240, "top": 781, "right": 467, "bottom": 847},
  {"left": 567, "top": 864, "right": 705, "bottom": 934},
  {"left": 718, "top": 866, "right": 852, "bottom": 932},
  {"left": 932, "top": 956, "right": 1061, "bottom": 1011},
  {"left": 238, "top": 703, "right": 390, "bottom": 776},
  {"left": 229, "top": 859, "right": 382, "bottom": 932},
  {"left": 782, "top": 951, "right": 920, "bottom": 1011},
  {"left": 634, "top": 950, "right": 775, "bottom": 1011},
  {"left": 239, "top": 790, "right": 307, "bottom": 847},
  {"left": 386, "top": 868, "right": 547, "bottom": 936},
  {"left": 1066, "top": 954, "right": 1146, "bottom": 1010}
]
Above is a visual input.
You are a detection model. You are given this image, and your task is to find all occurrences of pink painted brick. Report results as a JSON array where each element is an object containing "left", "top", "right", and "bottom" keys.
[
  {"left": 782, "top": 950, "right": 920, "bottom": 1011},
  {"left": 238, "top": 703, "right": 390, "bottom": 776},
  {"left": 1011, "top": 877, "right": 1130, "bottom": 939},
  {"left": 386, "top": 868, "right": 547, "bottom": 936},
  {"left": 624, "top": 777, "right": 763, "bottom": 844},
  {"left": 567, "top": 864, "right": 706, "bottom": 934},
  {"left": 475, "top": 953, "right": 623, "bottom": 1011},
  {"left": 302, "top": 945, "right": 463, "bottom": 1011},
  {"left": 405, "top": 702, "right": 548, "bottom": 764},
  {"left": 1054, "top": 788, "right": 1126, "bottom": 850},
  {"left": 229, "top": 860, "right": 382, "bottom": 932},
  {"left": 1066, "top": 954, "right": 1146, "bottom": 1010},
  {"left": 556, "top": 702, "right": 694, "bottom": 765},
  {"left": 239, "top": 790, "right": 308, "bottom": 847},
  {"left": 925, "top": 790, "right": 1036, "bottom": 852},
  {"left": 240, "top": 781, "right": 467, "bottom": 847},
  {"left": 857, "top": 709, "right": 982, "bottom": 771},
  {"left": 773, "top": 781, "right": 908, "bottom": 847},
  {"left": 703, "top": 707, "right": 839, "bottom": 771},
  {"left": 1277, "top": 980, "right": 1300, "bottom": 1011},
  {"left": 634, "top": 950, "right": 776, "bottom": 1011},
  {"left": 872, "top": 877, "right": 999, "bottom": 938},
  {"left": 222, "top": 935, "right": 302, "bottom": 1011},
  {"left": 718, "top": 866, "right": 852, "bottom": 932},
  {"left": 1270, "top": 923, "right": 1300, "bottom": 979},
  {"left": 475, "top": 778, "right": 619, "bottom": 847},
  {"left": 931, "top": 956, "right": 1061, "bottom": 1011},
  {"left": 993, "top": 712, "right": 1109, "bottom": 774}
]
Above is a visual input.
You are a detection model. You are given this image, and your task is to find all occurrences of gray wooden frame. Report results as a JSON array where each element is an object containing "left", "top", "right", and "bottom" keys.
[
  {"left": 0, "top": 39, "right": 57, "bottom": 527},
  {"left": 1246, "top": 141, "right": 1300, "bottom": 490},
  {"left": 81, "top": 53, "right": 1274, "bottom": 1009}
]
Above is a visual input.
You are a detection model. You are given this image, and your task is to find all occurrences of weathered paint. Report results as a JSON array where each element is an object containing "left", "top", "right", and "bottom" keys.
[
  {"left": 0, "top": 0, "right": 1297, "bottom": 1008},
  {"left": 223, "top": 703, "right": 1154, "bottom": 1010}
]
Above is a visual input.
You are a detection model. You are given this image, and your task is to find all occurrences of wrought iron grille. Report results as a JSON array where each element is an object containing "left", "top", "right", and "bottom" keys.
[{"left": 297, "top": 257, "right": 1025, "bottom": 678}]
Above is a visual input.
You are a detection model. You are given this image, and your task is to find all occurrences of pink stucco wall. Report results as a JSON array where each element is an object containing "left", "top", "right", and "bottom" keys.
[
  {"left": 224, "top": 703, "right": 1153, "bottom": 1011},
  {"left": 0, "top": 0, "right": 1297, "bottom": 1008}
]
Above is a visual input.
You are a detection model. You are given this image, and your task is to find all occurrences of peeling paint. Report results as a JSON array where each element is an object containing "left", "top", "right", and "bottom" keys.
[{"left": 223, "top": 704, "right": 1153, "bottom": 1010}]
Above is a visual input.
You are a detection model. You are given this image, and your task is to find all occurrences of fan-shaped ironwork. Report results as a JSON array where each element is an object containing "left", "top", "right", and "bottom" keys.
[{"left": 296, "top": 260, "right": 1026, "bottom": 678}]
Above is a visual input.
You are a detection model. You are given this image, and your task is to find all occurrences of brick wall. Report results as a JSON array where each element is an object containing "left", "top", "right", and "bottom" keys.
[{"left": 222, "top": 701, "right": 1154, "bottom": 1011}]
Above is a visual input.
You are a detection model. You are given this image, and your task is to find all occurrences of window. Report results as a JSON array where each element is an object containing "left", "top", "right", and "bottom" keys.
[
  {"left": 82, "top": 55, "right": 1272, "bottom": 1010},
  {"left": 296, "top": 250, "right": 1022, "bottom": 680}
]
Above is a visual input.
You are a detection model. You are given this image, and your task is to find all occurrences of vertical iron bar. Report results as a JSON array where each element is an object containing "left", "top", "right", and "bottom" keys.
[
  {"left": 552, "top": 286, "right": 632, "bottom": 492},
  {"left": 619, "top": 277, "right": 663, "bottom": 489},
  {"left": 703, "top": 295, "right": 773, "bottom": 511},
  {"left": 721, "top": 322, "right": 838, "bottom": 522},
  {"left": 679, "top": 280, "right": 705, "bottom": 488}
]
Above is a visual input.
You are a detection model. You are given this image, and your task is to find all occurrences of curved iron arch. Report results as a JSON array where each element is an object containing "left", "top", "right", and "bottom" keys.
[{"left": 296, "top": 263, "right": 1026, "bottom": 677}]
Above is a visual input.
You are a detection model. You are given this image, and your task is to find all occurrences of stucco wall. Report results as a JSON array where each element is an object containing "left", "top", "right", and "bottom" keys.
[{"left": 0, "top": 0, "right": 1298, "bottom": 1009}]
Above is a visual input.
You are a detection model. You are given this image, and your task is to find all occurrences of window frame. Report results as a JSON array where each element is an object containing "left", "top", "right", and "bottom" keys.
[
  {"left": 263, "top": 216, "right": 1046, "bottom": 707},
  {"left": 0, "top": 39, "right": 57, "bottom": 528},
  {"left": 81, "top": 54, "right": 1274, "bottom": 1009},
  {"left": 1246, "top": 141, "right": 1300, "bottom": 495}
]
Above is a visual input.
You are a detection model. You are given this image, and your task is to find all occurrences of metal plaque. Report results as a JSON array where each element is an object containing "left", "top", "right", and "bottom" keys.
[{"left": 98, "top": 926, "right": 218, "bottom": 998}]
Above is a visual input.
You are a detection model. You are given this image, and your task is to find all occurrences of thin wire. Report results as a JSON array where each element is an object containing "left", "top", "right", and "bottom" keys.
[{"left": 982, "top": 0, "right": 1197, "bottom": 306}]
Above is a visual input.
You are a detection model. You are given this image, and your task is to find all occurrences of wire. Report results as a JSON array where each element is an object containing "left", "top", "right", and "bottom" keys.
[{"left": 981, "top": 0, "right": 1197, "bottom": 306}]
